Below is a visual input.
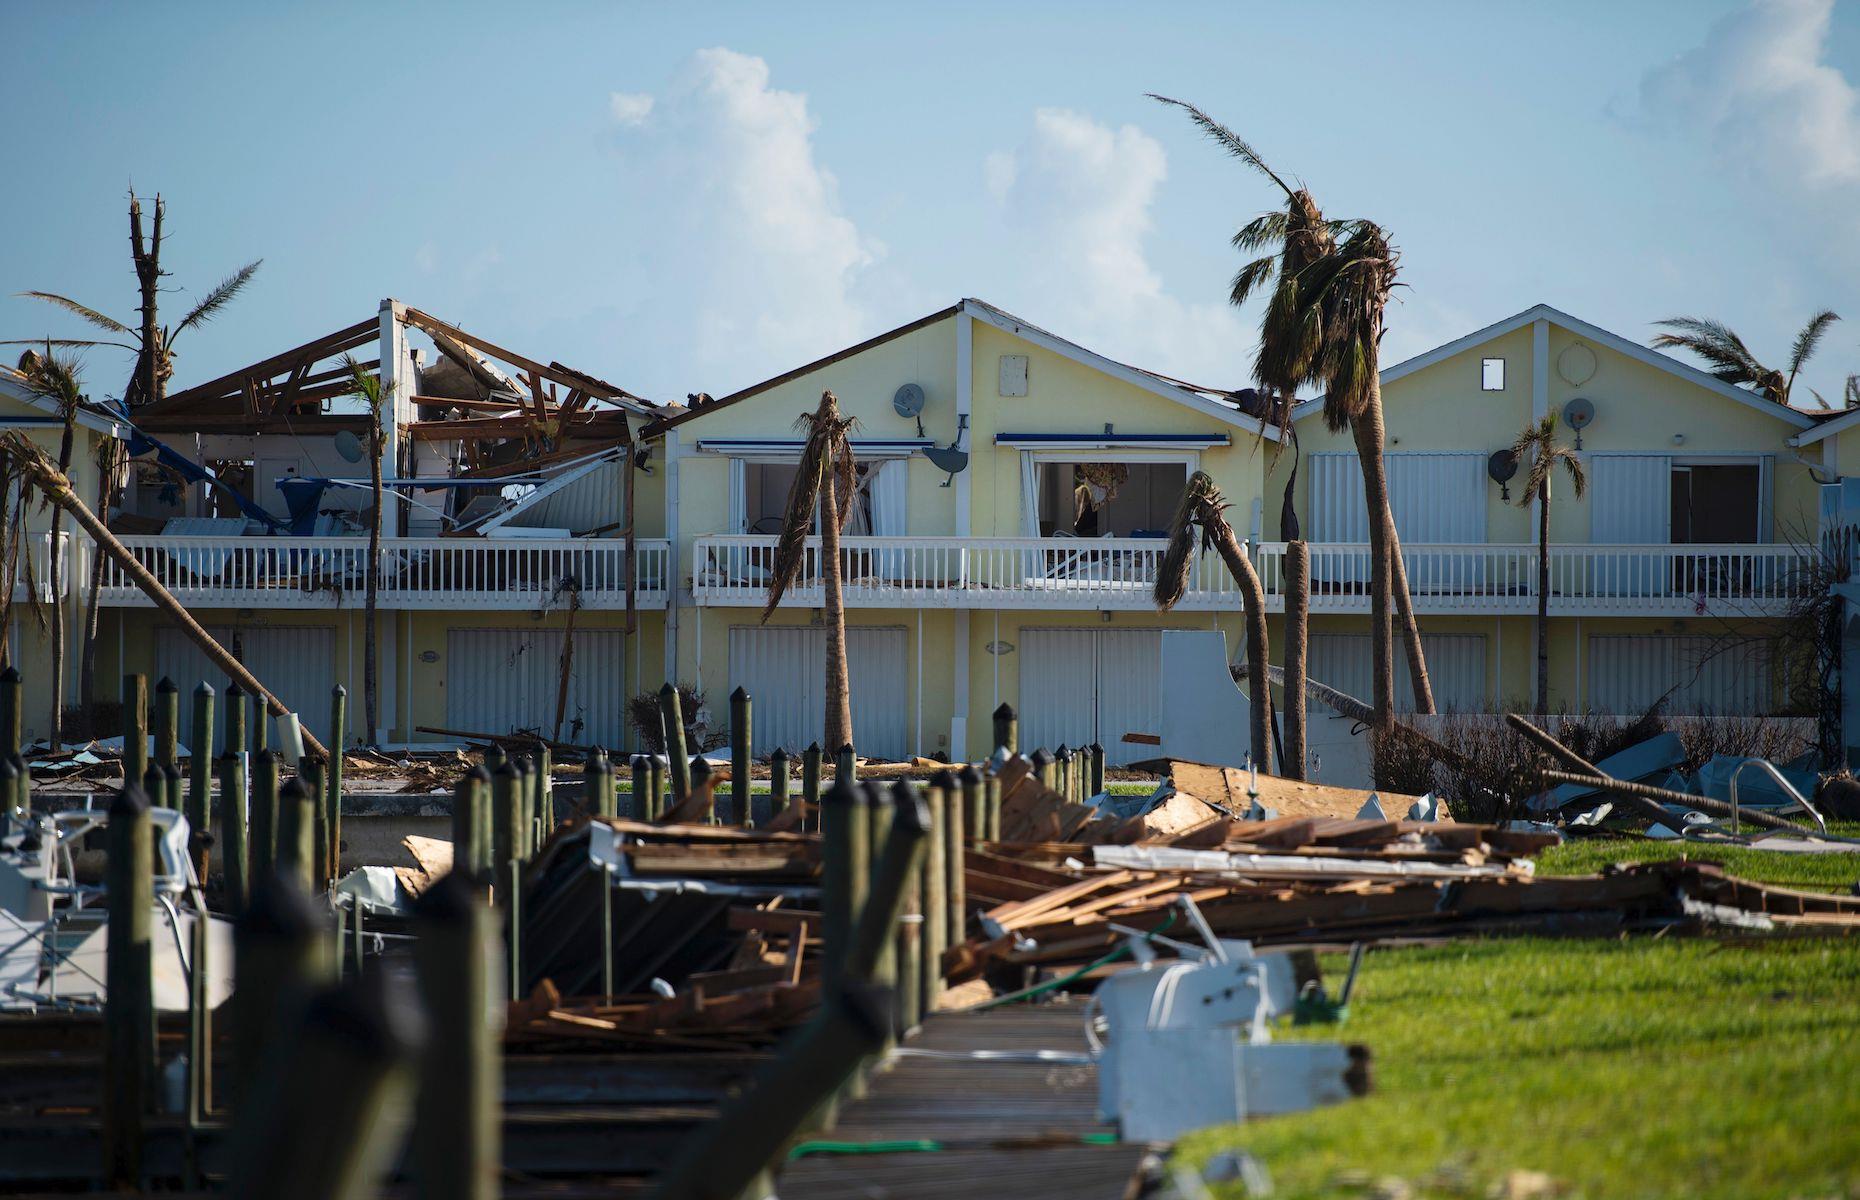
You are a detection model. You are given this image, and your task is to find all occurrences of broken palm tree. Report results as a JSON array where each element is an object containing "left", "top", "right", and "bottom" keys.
[
  {"left": 1154, "top": 470, "right": 1274, "bottom": 771},
  {"left": 1150, "top": 95, "right": 1432, "bottom": 723},
  {"left": 763, "top": 390, "right": 858, "bottom": 754},
  {"left": 0, "top": 434, "right": 329, "bottom": 759}
]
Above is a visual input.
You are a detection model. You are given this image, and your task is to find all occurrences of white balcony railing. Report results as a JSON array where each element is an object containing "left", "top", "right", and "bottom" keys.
[
  {"left": 693, "top": 534, "right": 1805, "bottom": 617},
  {"left": 7, "top": 532, "right": 69, "bottom": 602},
  {"left": 97, "top": 536, "right": 672, "bottom": 611}
]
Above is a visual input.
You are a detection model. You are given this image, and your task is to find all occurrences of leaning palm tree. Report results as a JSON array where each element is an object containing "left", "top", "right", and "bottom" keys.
[
  {"left": 7, "top": 193, "right": 261, "bottom": 409},
  {"left": 340, "top": 355, "right": 392, "bottom": 746},
  {"left": 18, "top": 348, "right": 86, "bottom": 748},
  {"left": 1292, "top": 222, "right": 1408, "bottom": 731},
  {"left": 1150, "top": 96, "right": 1433, "bottom": 731},
  {"left": 764, "top": 391, "right": 857, "bottom": 755},
  {"left": 1155, "top": 471, "right": 1273, "bottom": 770},
  {"left": 1511, "top": 414, "right": 1586, "bottom": 718},
  {"left": 1651, "top": 311, "right": 1840, "bottom": 409}
]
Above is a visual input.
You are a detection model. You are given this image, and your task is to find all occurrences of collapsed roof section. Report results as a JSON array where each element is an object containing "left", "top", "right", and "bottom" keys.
[{"left": 137, "top": 301, "right": 660, "bottom": 446}]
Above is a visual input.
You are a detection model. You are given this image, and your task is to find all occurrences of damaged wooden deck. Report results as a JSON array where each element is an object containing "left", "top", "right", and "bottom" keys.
[{"left": 779, "top": 1001, "right": 1151, "bottom": 1200}]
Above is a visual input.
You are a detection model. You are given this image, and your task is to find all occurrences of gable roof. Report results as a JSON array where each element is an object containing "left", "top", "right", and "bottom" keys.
[
  {"left": 1289, "top": 303, "right": 1818, "bottom": 431},
  {"left": 643, "top": 299, "right": 1279, "bottom": 442}
]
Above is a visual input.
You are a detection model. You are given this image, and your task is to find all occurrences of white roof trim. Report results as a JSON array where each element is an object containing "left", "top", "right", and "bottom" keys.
[
  {"left": 959, "top": 299, "right": 1279, "bottom": 442},
  {"left": 1788, "top": 408, "right": 1860, "bottom": 447},
  {"left": 0, "top": 372, "right": 123, "bottom": 436},
  {"left": 1290, "top": 303, "right": 1817, "bottom": 431}
]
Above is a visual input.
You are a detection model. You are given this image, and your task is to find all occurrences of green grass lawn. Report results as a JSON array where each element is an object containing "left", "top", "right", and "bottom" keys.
[
  {"left": 1536, "top": 837, "right": 1860, "bottom": 894},
  {"left": 1177, "top": 937, "right": 1860, "bottom": 1199}
]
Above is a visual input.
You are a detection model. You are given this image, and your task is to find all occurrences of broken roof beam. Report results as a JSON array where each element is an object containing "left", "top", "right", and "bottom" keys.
[
  {"left": 401, "top": 307, "right": 643, "bottom": 406},
  {"left": 149, "top": 317, "right": 379, "bottom": 415},
  {"left": 404, "top": 413, "right": 632, "bottom": 442}
]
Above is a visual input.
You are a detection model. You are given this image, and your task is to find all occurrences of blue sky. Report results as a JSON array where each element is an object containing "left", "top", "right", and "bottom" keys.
[{"left": 4, "top": 1, "right": 1857, "bottom": 408}]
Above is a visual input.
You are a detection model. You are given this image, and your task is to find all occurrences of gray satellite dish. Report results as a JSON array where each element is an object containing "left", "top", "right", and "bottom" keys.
[
  {"left": 924, "top": 415, "right": 969, "bottom": 487},
  {"left": 333, "top": 429, "right": 366, "bottom": 463},
  {"left": 892, "top": 383, "right": 926, "bottom": 420},
  {"left": 1487, "top": 448, "right": 1519, "bottom": 501},
  {"left": 1562, "top": 397, "right": 1595, "bottom": 448}
]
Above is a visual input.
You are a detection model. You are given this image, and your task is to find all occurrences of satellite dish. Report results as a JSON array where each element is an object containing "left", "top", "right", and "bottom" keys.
[
  {"left": 924, "top": 414, "right": 969, "bottom": 487},
  {"left": 892, "top": 383, "right": 926, "bottom": 420},
  {"left": 1563, "top": 397, "right": 1595, "bottom": 449},
  {"left": 1487, "top": 449, "right": 1519, "bottom": 501},
  {"left": 333, "top": 430, "right": 365, "bottom": 463}
]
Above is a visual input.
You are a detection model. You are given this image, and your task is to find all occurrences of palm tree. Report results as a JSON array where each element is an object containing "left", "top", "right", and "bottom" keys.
[
  {"left": 17, "top": 348, "right": 86, "bottom": 748},
  {"left": 1651, "top": 311, "right": 1840, "bottom": 409},
  {"left": 77, "top": 437, "right": 124, "bottom": 722},
  {"left": 340, "top": 355, "right": 392, "bottom": 746},
  {"left": 764, "top": 390, "right": 857, "bottom": 754},
  {"left": 1149, "top": 96, "right": 1433, "bottom": 732},
  {"left": 1292, "top": 222, "right": 1408, "bottom": 731},
  {"left": 1511, "top": 414, "right": 1586, "bottom": 717},
  {"left": 1155, "top": 471, "right": 1274, "bottom": 770},
  {"left": 9, "top": 193, "right": 261, "bottom": 410}
]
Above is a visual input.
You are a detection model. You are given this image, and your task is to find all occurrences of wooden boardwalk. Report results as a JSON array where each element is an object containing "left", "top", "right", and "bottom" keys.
[{"left": 778, "top": 1001, "right": 1150, "bottom": 1200}]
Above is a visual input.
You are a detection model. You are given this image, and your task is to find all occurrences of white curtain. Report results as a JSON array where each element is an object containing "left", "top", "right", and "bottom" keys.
[
  {"left": 871, "top": 459, "right": 909, "bottom": 579},
  {"left": 728, "top": 458, "right": 747, "bottom": 534},
  {"left": 1019, "top": 453, "right": 1042, "bottom": 537}
]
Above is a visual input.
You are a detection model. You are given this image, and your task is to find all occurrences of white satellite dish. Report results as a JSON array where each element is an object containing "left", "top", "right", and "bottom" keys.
[{"left": 333, "top": 429, "right": 365, "bottom": 463}]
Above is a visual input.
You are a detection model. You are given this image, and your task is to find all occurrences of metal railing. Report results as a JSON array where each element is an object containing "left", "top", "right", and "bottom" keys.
[
  {"left": 694, "top": 534, "right": 1804, "bottom": 616},
  {"left": 95, "top": 535, "right": 673, "bottom": 611}
]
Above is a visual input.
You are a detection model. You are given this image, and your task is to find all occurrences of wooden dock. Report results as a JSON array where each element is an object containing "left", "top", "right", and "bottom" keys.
[{"left": 779, "top": 1001, "right": 1151, "bottom": 1200}]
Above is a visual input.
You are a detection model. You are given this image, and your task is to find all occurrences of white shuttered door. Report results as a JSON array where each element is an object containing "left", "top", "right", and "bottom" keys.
[
  {"left": 1021, "top": 628, "right": 1164, "bottom": 767},
  {"left": 155, "top": 626, "right": 336, "bottom": 748},
  {"left": 445, "top": 628, "right": 629, "bottom": 747},
  {"left": 1308, "top": 633, "right": 1489, "bottom": 713},
  {"left": 728, "top": 626, "right": 908, "bottom": 758},
  {"left": 1309, "top": 453, "right": 1486, "bottom": 588},
  {"left": 1589, "top": 455, "right": 1672, "bottom": 596},
  {"left": 1586, "top": 634, "right": 1771, "bottom": 715}
]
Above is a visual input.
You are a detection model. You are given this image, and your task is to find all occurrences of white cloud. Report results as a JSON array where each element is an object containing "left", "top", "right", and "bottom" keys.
[
  {"left": 610, "top": 48, "right": 880, "bottom": 391},
  {"left": 984, "top": 108, "right": 1251, "bottom": 388},
  {"left": 608, "top": 91, "right": 655, "bottom": 127},
  {"left": 1641, "top": 0, "right": 1859, "bottom": 186}
]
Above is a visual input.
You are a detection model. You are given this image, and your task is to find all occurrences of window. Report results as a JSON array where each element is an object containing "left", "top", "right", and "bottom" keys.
[
  {"left": 1034, "top": 461, "right": 1186, "bottom": 537},
  {"left": 999, "top": 354, "right": 1029, "bottom": 397},
  {"left": 1481, "top": 358, "right": 1505, "bottom": 391},
  {"left": 742, "top": 461, "right": 874, "bottom": 536},
  {"left": 1670, "top": 463, "right": 1760, "bottom": 543}
]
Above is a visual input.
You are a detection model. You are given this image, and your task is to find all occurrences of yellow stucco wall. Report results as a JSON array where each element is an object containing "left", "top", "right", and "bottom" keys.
[{"left": 1269, "top": 315, "right": 1821, "bottom": 545}]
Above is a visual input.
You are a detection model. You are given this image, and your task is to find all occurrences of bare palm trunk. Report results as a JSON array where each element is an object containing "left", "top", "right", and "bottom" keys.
[
  {"left": 77, "top": 444, "right": 119, "bottom": 723},
  {"left": 1535, "top": 482, "right": 1551, "bottom": 717},
  {"left": 1350, "top": 400, "right": 1396, "bottom": 732},
  {"left": 1386, "top": 526, "right": 1434, "bottom": 714},
  {"left": 820, "top": 466, "right": 852, "bottom": 753},
  {"left": 1282, "top": 538, "right": 1309, "bottom": 780},
  {"left": 364, "top": 423, "right": 382, "bottom": 745},
  {"left": 46, "top": 415, "right": 77, "bottom": 750},
  {"left": 1203, "top": 514, "right": 1273, "bottom": 772},
  {"left": 3, "top": 439, "right": 328, "bottom": 758}
]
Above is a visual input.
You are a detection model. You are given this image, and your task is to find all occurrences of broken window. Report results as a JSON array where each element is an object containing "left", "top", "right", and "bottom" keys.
[
  {"left": 741, "top": 461, "right": 874, "bottom": 536},
  {"left": 1034, "top": 461, "right": 1189, "bottom": 538}
]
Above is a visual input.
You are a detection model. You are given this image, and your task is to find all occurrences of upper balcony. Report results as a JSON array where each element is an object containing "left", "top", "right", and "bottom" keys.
[
  {"left": 97, "top": 535, "right": 672, "bottom": 611},
  {"left": 9, "top": 532, "right": 68, "bottom": 603},
  {"left": 691, "top": 534, "right": 1804, "bottom": 618}
]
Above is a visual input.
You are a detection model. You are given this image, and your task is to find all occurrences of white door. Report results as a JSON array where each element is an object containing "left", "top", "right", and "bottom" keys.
[
  {"left": 1586, "top": 634, "right": 1770, "bottom": 715},
  {"left": 728, "top": 625, "right": 909, "bottom": 758},
  {"left": 1020, "top": 628, "right": 1164, "bottom": 767},
  {"left": 1309, "top": 453, "right": 1487, "bottom": 589},
  {"left": 1589, "top": 455, "right": 1672, "bottom": 596},
  {"left": 155, "top": 625, "right": 337, "bottom": 749},
  {"left": 1309, "top": 632, "right": 1489, "bottom": 714},
  {"left": 445, "top": 628, "right": 630, "bottom": 747}
]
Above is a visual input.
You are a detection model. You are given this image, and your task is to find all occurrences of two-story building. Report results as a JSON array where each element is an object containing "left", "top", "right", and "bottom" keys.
[{"left": 4, "top": 297, "right": 1834, "bottom": 773}]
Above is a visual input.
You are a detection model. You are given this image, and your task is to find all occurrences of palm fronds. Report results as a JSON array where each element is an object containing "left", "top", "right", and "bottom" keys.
[
  {"left": 174, "top": 260, "right": 262, "bottom": 336},
  {"left": 340, "top": 352, "right": 387, "bottom": 413},
  {"left": 17, "top": 348, "right": 85, "bottom": 415},
  {"left": 764, "top": 391, "right": 856, "bottom": 620},
  {"left": 1293, "top": 222, "right": 1399, "bottom": 432},
  {"left": 19, "top": 292, "right": 131, "bottom": 335},
  {"left": 1146, "top": 95, "right": 1292, "bottom": 197},
  {"left": 1154, "top": 471, "right": 1226, "bottom": 611},
  {"left": 1787, "top": 309, "right": 1840, "bottom": 390},
  {"left": 1510, "top": 414, "right": 1586, "bottom": 505}
]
